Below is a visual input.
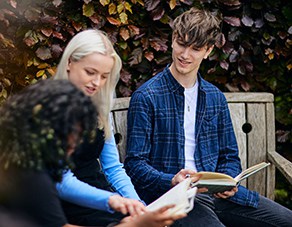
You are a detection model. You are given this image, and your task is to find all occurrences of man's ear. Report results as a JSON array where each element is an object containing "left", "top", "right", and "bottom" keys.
[
  {"left": 203, "top": 45, "right": 214, "bottom": 59},
  {"left": 171, "top": 34, "right": 176, "bottom": 48}
]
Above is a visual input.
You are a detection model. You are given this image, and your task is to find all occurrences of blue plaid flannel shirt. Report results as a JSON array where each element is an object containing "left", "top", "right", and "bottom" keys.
[{"left": 124, "top": 67, "right": 259, "bottom": 207}]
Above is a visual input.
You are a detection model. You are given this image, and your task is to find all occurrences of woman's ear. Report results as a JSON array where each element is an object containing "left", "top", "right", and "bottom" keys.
[{"left": 67, "top": 59, "right": 71, "bottom": 72}]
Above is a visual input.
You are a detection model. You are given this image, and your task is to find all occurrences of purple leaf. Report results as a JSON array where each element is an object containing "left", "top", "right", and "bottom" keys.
[
  {"left": 224, "top": 16, "right": 241, "bottom": 27},
  {"left": 238, "top": 63, "right": 246, "bottom": 75},
  {"left": 24, "top": 8, "right": 41, "bottom": 22},
  {"left": 150, "top": 6, "right": 165, "bottom": 21},
  {"left": 264, "top": 13, "right": 276, "bottom": 22},
  {"left": 51, "top": 44, "right": 63, "bottom": 58},
  {"left": 128, "top": 48, "right": 143, "bottom": 66},
  {"left": 240, "top": 80, "right": 251, "bottom": 91},
  {"left": 241, "top": 15, "right": 253, "bottom": 27},
  {"left": 255, "top": 18, "right": 264, "bottom": 28},
  {"left": 53, "top": 0, "right": 62, "bottom": 7},
  {"left": 120, "top": 69, "right": 132, "bottom": 84},
  {"left": 238, "top": 46, "right": 244, "bottom": 55},
  {"left": 180, "top": 0, "right": 193, "bottom": 5},
  {"left": 222, "top": 41, "right": 234, "bottom": 54},
  {"left": 244, "top": 61, "right": 253, "bottom": 73},
  {"left": 207, "top": 67, "right": 216, "bottom": 74},
  {"left": 149, "top": 37, "right": 168, "bottom": 52},
  {"left": 229, "top": 50, "right": 238, "bottom": 62},
  {"left": 36, "top": 47, "right": 52, "bottom": 60},
  {"left": 288, "top": 26, "right": 292, "bottom": 35},
  {"left": 217, "top": 0, "right": 241, "bottom": 7},
  {"left": 145, "top": 0, "right": 160, "bottom": 11},
  {"left": 118, "top": 85, "right": 132, "bottom": 97},
  {"left": 216, "top": 33, "right": 226, "bottom": 48},
  {"left": 220, "top": 60, "right": 229, "bottom": 70},
  {"left": 208, "top": 52, "right": 218, "bottom": 61},
  {"left": 225, "top": 83, "right": 240, "bottom": 92},
  {"left": 228, "top": 30, "right": 241, "bottom": 42}
]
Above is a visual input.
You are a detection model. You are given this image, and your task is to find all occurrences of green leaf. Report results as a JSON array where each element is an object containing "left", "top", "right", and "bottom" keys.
[
  {"left": 83, "top": 3, "right": 95, "bottom": 17},
  {"left": 119, "top": 12, "right": 128, "bottom": 24},
  {"left": 100, "top": 0, "right": 110, "bottom": 6},
  {"left": 108, "top": 3, "right": 117, "bottom": 15}
]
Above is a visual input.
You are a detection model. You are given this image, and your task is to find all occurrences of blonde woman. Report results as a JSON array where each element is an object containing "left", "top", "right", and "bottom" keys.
[{"left": 54, "top": 29, "right": 146, "bottom": 226}]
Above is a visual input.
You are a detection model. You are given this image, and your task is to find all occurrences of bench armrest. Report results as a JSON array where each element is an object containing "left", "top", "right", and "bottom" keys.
[{"left": 268, "top": 151, "right": 292, "bottom": 185}]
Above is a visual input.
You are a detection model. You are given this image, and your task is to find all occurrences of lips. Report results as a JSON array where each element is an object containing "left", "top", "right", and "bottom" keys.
[
  {"left": 178, "top": 58, "right": 190, "bottom": 67},
  {"left": 85, "top": 86, "right": 97, "bottom": 95}
]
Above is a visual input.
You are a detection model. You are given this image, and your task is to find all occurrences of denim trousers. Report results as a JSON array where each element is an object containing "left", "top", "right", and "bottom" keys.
[{"left": 172, "top": 194, "right": 292, "bottom": 227}]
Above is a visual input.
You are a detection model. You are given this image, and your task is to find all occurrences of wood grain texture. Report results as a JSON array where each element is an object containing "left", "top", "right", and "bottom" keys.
[
  {"left": 228, "top": 103, "right": 247, "bottom": 184},
  {"left": 266, "top": 103, "right": 276, "bottom": 199},
  {"left": 224, "top": 92, "right": 274, "bottom": 103},
  {"left": 246, "top": 103, "right": 267, "bottom": 195}
]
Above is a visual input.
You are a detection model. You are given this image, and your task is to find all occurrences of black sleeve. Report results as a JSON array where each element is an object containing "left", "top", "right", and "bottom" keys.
[{"left": 19, "top": 171, "right": 68, "bottom": 227}]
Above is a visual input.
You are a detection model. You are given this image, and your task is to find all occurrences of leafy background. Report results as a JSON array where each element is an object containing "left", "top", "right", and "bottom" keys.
[{"left": 0, "top": 0, "right": 291, "bottom": 208}]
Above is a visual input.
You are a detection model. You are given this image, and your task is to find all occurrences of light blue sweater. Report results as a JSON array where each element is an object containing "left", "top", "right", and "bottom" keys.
[{"left": 56, "top": 133, "right": 141, "bottom": 213}]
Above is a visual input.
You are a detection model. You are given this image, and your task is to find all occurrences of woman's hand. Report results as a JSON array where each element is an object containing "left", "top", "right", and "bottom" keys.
[
  {"left": 118, "top": 204, "right": 187, "bottom": 227},
  {"left": 108, "top": 194, "right": 146, "bottom": 216}
]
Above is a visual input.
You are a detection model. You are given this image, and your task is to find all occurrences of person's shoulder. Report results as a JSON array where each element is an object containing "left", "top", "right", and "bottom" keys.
[
  {"left": 200, "top": 77, "right": 222, "bottom": 93},
  {"left": 138, "top": 70, "right": 166, "bottom": 91},
  {"left": 132, "top": 71, "right": 165, "bottom": 98},
  {"left": 199, "top": 77, "right": 227, "bottom": 103}
]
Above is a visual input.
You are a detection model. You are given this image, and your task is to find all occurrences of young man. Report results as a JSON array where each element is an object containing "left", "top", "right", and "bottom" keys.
[{"left": 125, "top": 7, "right": 292, "bottom": 227}]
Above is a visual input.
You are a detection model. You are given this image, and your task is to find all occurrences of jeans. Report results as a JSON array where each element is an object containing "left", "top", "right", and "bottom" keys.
[
  {"left": 215, "top": 195, "right": 292, "bottom": 227},
  {"left": 172, "top": 194, "right": 292, "bottom": 227}
]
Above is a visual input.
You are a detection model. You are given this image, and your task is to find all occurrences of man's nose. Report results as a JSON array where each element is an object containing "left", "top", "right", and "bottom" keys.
[{"left": 181, "top": 47, "right": 191, "bottom": 58}]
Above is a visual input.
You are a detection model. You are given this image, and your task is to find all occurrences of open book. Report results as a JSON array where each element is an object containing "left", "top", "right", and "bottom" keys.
[
  {"left": 191, "top": 162, "right": 270, "bottom": 194},
  {"left": 147, "top": 178, "right": 197, "bottom": 215}
]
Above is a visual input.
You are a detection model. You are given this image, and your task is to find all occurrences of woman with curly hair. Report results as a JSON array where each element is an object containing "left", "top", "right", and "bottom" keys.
[
  {"left": 0, "top": 79, "right": 97, "bottom": 227},
  {"left": 0, "top": 79, "right": 184, "bottom": 227}
]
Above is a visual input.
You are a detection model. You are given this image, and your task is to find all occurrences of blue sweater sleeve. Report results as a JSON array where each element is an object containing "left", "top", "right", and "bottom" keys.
[
  {"left": 56, "top": 169, "right": 116, "bottom": 213},
  {"left": 100, "top": 133, "right": 142, "bottom": 201}
]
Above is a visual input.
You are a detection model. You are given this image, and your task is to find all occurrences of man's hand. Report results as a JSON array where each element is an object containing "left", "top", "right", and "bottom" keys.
[
  {"left": 171, "top": 169, "right": 198, "bottom": 186},
  {"left": 213, "top": 187, "right": 238, "bottom": 199},
  {"left": 108, "top": 194, "right": 147, "bottom": 216}
]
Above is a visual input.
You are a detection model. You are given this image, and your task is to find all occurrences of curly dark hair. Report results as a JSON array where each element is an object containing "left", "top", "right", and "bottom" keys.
[{"left": 0, "top": 79, "right": 97, "bottom": 181}]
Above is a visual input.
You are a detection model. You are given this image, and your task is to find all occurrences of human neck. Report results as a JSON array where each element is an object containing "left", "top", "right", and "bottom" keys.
[{"left": 169, "top": 64, "right": 198, "bottom": 88}]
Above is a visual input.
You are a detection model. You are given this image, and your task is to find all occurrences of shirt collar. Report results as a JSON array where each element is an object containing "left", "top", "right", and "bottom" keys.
[{"left": 164, "top": 65, "right": 207, "bottom": 94}]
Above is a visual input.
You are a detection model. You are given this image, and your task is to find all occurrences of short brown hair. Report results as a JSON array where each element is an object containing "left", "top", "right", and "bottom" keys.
[{"left": 172, "top": 7, "right": 222, "bottom": 49}]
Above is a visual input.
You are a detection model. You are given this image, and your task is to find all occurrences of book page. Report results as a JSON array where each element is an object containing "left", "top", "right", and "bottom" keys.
[
  {"left": 194, "top": 171, "right": 235, "bottom": 181},
  {"left": 147, "top": 178, "right": 195, "bottom": 215},
  {"left": 234, "top": 162, "right": 270, "bottom": 182}
]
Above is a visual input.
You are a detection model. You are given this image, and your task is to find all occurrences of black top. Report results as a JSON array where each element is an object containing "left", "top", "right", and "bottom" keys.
[
  {"left": 61, "top": 129, "right": 112, "bottom": 216},
  {"left": 0, "top": 168, "right": 67, "bottom": 227}
]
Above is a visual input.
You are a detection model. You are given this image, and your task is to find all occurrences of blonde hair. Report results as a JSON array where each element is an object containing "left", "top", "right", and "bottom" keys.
[{"left": 54, "top": 29, "right": 121, "bottom": 139}]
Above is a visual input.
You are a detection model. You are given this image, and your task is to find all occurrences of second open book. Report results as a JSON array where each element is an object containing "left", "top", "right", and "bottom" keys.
[{"left": 147, "top": 178, "right": 197, "bottom": 215}]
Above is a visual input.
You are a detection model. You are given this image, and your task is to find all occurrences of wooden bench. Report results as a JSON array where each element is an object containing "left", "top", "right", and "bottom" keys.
[{"left": 111, "top": 93, "right": 292, "bottom": 200}]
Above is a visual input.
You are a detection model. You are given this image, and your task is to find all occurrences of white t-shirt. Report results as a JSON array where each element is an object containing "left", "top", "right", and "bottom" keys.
[{"left": 184, "top": 81, "right": 198, "bottom": 171}]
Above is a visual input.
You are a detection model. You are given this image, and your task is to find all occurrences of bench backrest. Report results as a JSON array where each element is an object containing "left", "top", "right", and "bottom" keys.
[{"left": 111, "top": 92, "right": 275, "bottom": 199}]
